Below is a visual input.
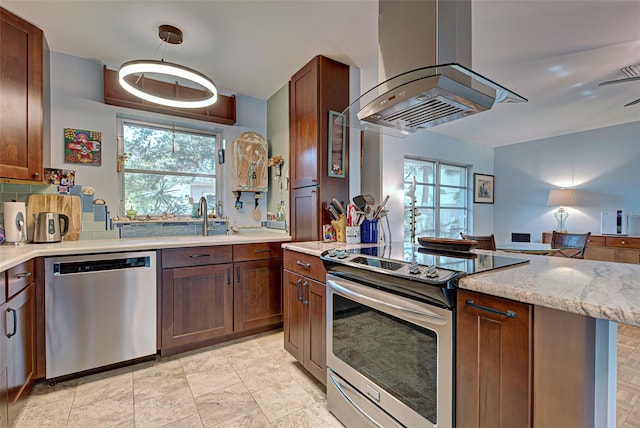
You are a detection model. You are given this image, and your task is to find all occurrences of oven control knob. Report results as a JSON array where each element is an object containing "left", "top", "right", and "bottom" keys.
[
  {"left": 408, "top": 262, "right": 421, "bottom": 274},
  {"left": 336, "top": 250, "right": 348, "bottom": 259},
  {"left": 426, "top": 265, "right": 439, "bottom": 278},
  {"left": 328, "top": 249, "right": 337, "bottom": 257}
]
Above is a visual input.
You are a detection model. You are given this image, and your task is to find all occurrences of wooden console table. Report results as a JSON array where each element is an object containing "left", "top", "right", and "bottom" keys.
[{"left": 542, "top": 232, "right": 640, "bottom": 264}]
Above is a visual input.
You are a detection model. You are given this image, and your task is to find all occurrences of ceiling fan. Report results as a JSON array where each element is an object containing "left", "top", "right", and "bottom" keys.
[{"left": 599, "top": 65, "right": 640, "bottom": 106}]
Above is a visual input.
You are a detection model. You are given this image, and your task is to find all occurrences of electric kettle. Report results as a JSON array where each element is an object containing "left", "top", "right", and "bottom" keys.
[{"left": 33, "top": 212, "right": 69, "bottom": 243}]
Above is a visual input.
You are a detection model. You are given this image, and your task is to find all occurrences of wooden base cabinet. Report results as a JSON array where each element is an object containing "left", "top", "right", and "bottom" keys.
[
  {"left": 456, "top": 289, "right": 532, "bottom": 428},
  {"left": 160, "top": 243, "right": 284, "bottom": 356},
  {"left": 162, "top": 263, "right": 234, "bottom": 350},
  {"left": 234, "top": 259, "right": 283, "bottom": 332},
  {"left": 1, "top": 299, "right": 8, "bottom": 428},
  {"left": 283, "top": 250, "right": 327, "bottom": 385},
  {"left": 457, "top": 289, "right": 610, "bottom": 427}
]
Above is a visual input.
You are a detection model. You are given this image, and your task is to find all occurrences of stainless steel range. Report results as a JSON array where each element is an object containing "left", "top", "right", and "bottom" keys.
[{"left": 321, "top": 245, "right": 528, "bottom": 427}]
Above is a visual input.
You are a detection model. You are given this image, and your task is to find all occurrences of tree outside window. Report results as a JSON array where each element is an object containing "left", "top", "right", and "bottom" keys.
[{"left": 119, "top": 120, "right": 219, "bottom": 216}]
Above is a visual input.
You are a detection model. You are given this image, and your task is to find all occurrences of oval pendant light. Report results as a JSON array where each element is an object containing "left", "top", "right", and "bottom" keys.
[{"left": 118, "top": 25, "right": 218, "bottom": 109}]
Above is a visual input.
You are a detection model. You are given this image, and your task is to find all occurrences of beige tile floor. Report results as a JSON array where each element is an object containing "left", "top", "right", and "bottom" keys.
[{"left": 14, "top": 330, "right": 343, "bottom": 428}]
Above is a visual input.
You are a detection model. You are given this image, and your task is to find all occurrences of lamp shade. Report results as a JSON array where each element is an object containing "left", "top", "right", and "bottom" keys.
[{"left": 547, "top": 189, "right": 576, "bottom": 207}]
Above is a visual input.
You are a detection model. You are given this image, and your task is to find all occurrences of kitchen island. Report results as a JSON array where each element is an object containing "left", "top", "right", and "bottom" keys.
[{"left": 283, "top": 240, "right": 636, "bottom": 427}]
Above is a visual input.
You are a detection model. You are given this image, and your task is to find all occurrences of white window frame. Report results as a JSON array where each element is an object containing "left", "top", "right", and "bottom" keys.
[
  {"left": 116, "top": 118, "right": 222, "bottom": 216},
  {"left": 404, "top": 155, "right": 471, "bottom": 240}
]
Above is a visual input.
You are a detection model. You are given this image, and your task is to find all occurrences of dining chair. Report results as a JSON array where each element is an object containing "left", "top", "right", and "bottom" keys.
[
  {"left": 511, "top": 233, "right": 531, "bottom": 242},
  {"left": 550, "top": 231, "right": 591, "bottom": 259},
  {"left": 460, "top": 233, "right": 497, "bottom": 250}
]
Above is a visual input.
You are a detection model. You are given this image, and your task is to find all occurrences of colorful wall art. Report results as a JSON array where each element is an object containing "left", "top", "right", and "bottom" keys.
[{"left": 64, "top": 128, "right": 102, "bottom": 166}]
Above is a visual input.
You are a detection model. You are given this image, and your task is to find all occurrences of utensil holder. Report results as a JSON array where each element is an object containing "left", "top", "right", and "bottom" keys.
[
  {"left": 361, "top": 219, "right": 378, "bottom": 243},
  {"left": 346, "top": 226, "right": 361, "bottom": 244}
]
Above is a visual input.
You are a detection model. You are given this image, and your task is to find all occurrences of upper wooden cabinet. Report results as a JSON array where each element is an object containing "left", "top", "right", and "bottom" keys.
[
  {"left": 0, "top": 7, "right": 45, "bottom": 182},
  {"left": 289, "top": 55, "right": 350, "bottom": 240}
]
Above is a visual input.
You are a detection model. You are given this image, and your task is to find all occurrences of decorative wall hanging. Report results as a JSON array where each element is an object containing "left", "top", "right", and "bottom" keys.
[
  {"left": 231, "top": 132, "right": 268, "bottom": 192},
  {"left": 473, "top": 173, "right": 494, "bottom": 204},
  {"left": 64, "top": 128, "right": 102, "bottom": 166}
]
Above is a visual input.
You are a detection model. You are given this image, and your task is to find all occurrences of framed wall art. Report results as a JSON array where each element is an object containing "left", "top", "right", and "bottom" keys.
[
  {"left": 474, "top": 173, "right": 494, "bottom": 204},
  {"left": 64, "top": 128, "right": 102, "bottom": 166}
]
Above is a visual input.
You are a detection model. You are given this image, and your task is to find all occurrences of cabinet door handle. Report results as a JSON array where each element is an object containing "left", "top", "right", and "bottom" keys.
[
  {"left": 6, "top": 308, "right": 17, "bottom": 338},
  {"left": 237, "top": 266, "right": 241, "bottom": 282},
  {"left": 15, "top": 271, "right": 32, "bottom": 279},
  {"left": 227, "top": 267, "right": 231, "bottom": 285},
  {"left": 296, "top": 261, "right": 311, "bottom": 269},
  {"left": 296, "top": 279, "right": 302, "bottom": 302},
  {"left": 189, "top": 254, "right": 210, "bottom": 258},
  {"left": 302, "top": 281, "right": 309, "bottom": 305},
  {"left": 253, "top": 248, "right": 271, "bottom": 253},
  {"left": 465, "top": 300, "right": 516, "bottom": 318}
]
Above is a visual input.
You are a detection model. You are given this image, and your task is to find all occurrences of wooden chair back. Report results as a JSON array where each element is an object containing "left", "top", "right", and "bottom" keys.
[
  {"left": 460, "top": 233, "right": 497, "bottom": 250},
  {"left": 550, "top": 231, "right": 591, "bottom": 259}
]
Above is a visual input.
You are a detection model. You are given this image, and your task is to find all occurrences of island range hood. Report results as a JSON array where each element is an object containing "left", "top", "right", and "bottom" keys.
[{"left": 341, "top": 0, "right": 527, "bottom": 136}]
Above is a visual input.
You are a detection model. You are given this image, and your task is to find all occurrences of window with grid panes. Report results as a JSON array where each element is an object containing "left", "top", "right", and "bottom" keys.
[
  {"left": 118, "top": 119, "right": 221, "bottom": 216},
  {"left": 404, "top": 156, "right": 470, "bottom": 242}
]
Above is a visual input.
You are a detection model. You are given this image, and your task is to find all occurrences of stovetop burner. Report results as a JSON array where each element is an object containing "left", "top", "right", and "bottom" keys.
[{"left": 321, "top": 244, "right": 529, "bottom": 309}]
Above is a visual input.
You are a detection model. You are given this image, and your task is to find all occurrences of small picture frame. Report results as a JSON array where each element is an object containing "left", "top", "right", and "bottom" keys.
[
  {"left": 328, "top": 111, "right": 346, "bottom": 178},
  {"left": 474, "top": 173, "right": 494, "bottom": 204}
]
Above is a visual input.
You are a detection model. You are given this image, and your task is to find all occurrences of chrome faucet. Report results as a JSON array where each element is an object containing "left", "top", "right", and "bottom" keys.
[{"left": 198, "top": 196, "right": 208, "bottom": 236}]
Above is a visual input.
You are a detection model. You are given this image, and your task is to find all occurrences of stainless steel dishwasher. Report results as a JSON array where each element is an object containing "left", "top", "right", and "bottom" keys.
[{"left": 44, "top": 251, "right": 157, "bottom": 379}]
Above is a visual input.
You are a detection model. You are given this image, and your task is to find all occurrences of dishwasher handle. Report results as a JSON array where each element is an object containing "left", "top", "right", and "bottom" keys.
[{"left": 53, "top": 256, "right": 151, "bottom": 275}]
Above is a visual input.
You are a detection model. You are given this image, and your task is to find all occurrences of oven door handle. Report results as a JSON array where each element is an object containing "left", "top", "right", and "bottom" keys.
[{"left": 328, "top": 277, "right": 448, "bottom": 326}]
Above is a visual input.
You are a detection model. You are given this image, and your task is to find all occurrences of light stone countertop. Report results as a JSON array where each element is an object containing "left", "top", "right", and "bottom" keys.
[
  {"left": 0, "top": 231, "right": 290, "bottom": 272},
  {"left": 283, "top": 241, "right": 640, "bottom": 327}
]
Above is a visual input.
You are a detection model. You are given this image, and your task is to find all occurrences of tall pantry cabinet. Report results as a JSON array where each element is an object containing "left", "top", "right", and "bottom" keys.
[{"left": 289, "top": 56, "right": 350, "bottom": 241}]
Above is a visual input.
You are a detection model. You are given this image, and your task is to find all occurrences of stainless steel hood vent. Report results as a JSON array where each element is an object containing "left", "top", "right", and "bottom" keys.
[{"left": 340, "top": 0, "right": 527, "bottom": 137}]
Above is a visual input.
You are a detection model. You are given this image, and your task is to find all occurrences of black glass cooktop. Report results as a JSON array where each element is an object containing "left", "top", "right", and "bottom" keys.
[{"left": 344, "top": 244, "right": 529, "bottom": 275}]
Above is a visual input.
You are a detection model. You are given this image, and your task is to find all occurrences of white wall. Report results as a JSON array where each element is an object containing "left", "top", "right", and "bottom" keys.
[
  {"left": 49, "top": 52, "right": 268, "bottom": 225},
  {"left": 494, "top": 121, "right": 640, "bottom": 242},
  {"left": 266, "top": 85, "right": 289, "bottom": 223}
]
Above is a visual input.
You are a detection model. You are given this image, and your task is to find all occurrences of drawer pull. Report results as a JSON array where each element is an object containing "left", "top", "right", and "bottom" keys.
[
  {"left": 621, "top": 241, "right": 627, "bottom": 245},
  {"left": 189, "top": 254, "right": 210, "bottom": 258},
  {"left": 296, "top": 279, "right": 302, "bottom": 302},
  {"left": 254, "top": 248, "right": 271, "bottom": 253},
  {"left": 296, "top": 261, "right": 311, "bottom": 269},
  {"left": 15, "top": 272, "right": 32, "bottom": 279},
  {"left": 6, "top": 308, "right": 17, "bottom": 338},
  {"left": 465, "top": 299, "right": 517, "bottom": 318}
]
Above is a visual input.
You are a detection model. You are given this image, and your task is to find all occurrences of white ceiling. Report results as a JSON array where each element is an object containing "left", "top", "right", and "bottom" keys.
[{"left": 3, "top": 0, "right": 639, "bottom": 147}]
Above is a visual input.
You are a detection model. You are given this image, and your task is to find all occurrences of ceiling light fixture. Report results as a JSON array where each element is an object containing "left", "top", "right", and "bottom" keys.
[{"left": 118, "top": 25, "right": 217, "bottom": 109}]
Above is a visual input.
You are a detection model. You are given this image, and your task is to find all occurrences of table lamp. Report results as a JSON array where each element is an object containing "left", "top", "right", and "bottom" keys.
[{"left": 547, "top": 189, "right": 576, "bottom": 232}]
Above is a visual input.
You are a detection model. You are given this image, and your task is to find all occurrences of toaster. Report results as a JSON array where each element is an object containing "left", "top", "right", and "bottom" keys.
[{"left": 601, "top": 210, "right": 628, "bottom": 235}]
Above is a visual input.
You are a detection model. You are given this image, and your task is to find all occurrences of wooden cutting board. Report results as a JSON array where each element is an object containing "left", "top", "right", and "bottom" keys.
[{"left": 26, "top": 194, "right": 82, "bottom": 241}]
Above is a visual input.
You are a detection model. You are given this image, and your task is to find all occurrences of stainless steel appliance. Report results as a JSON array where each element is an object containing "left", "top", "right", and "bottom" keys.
[
  {"left": 33, "top": 212, "right": 69, "bottom": 243},
  {"left": 322, "top": 245, "right": 529, "bottom": 427},
  {"left": 44, "top": 251, "right": 157, "bottom": 379}
]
